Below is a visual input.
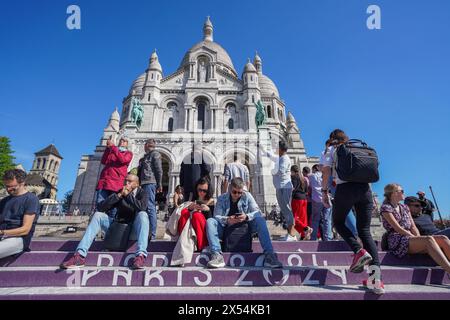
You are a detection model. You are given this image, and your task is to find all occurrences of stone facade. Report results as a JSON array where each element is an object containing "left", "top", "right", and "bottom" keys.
[{"left": 70, "top": 17, "right": 318, "bottom": 214}]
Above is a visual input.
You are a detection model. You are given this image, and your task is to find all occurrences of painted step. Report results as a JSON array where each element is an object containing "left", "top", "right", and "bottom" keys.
[
  {"left": 0, "top": 266, "right": 448, "bottom": 287},
  {"left": 0, "top": 285, "right": 449, "bottom": 300},
  {"left": 28, "top": 240, "right": 382, "bottom": 252},
  {"left": 0, "top": 251, "right": 436, "bottom": 268}
]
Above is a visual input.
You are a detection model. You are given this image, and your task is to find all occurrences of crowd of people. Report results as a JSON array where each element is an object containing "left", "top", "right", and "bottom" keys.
[{"left": 1, "top": 129, "right": 449, "bottom": 296}]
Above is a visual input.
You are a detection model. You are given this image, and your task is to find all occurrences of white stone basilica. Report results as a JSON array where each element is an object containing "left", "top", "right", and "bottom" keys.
[{"left": 70, "top": 17, "right": 318, "bottom": 214}]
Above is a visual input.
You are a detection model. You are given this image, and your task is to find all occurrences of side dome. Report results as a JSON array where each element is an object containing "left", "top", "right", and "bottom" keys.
[
  {"left": 129, "top": 73, "right": 146, "bottom": 95},
  {"left": 259, "top": 74, "right": 280, "bottom": 97}
]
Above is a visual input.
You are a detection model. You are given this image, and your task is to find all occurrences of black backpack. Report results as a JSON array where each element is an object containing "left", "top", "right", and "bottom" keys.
[
  {"left": 335, "top": 139, "right": 379, "bottom": 183},
  {"left": 103, "top": 220, "right": 132, "bottom": 251},
  {"left": 222, "top": 222, "right": 253, "bottom": 252}
]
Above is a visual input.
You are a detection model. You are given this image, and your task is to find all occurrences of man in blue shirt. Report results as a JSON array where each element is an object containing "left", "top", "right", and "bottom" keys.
[
  {"left": 206, "top": 177, "right": 282, "bottom": 269},
  {"left": 0, "top": 169, "right": 40, "bottom": 259}
]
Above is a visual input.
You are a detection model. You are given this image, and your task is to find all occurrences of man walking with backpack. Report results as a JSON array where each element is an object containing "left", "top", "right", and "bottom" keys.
[{"left": 321, "top": 129, "right": 384, "bottom": 295}]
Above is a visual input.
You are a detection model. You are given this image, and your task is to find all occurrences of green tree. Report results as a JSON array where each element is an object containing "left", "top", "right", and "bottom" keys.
[
  {"left": 0, "top": 136, "right": 16, "bottom": 187},
  {"left": 61, "top": 190, "right": 73, "bottom": 213}
]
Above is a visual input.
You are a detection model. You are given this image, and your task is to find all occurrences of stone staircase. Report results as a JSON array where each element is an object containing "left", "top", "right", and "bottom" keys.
[{"left": 0, "top": 240, "right": 449, "bottom": 300}]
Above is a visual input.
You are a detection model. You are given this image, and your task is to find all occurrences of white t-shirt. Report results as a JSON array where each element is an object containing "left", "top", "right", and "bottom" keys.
[{"left": 320, "top": 146, "right": 347, "bottom": 185}]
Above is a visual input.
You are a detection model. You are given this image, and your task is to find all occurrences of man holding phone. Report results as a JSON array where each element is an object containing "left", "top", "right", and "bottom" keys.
[{"left": 206, "top": 177, "right": 282, "bottom": 269}]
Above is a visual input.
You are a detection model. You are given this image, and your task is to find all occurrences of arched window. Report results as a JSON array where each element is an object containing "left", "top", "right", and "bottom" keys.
[
  {"left": 267, "top": 105, "right": 272, "bottom": 118},
  {"left": 168, "top": 117, "right": 174, "bottom": 132},
  {"left": 197, "top": 101, "right": 206, "bottom": 130},
  {"left": 228, "top": 118, "right": 234, "bottom": 130},
  {"left": 36, "top": 159, "right": 41, "bottom": 170},
  {"left": 252, "top": 95, "right": 255, "bottom": 103},
  {"left": 49, "top": 160, "right": 54, "bottom": 172},
  {"left": 54, "top": 162, "right": 59, "bottom": 172},
  {"left": 42, "top": 159, "right": 47, "bottom": 170}
]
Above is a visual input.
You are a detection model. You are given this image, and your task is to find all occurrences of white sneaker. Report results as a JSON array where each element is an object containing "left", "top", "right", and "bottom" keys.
[{"left": 281, "top": 234, "right": 297, "bottom": 241}]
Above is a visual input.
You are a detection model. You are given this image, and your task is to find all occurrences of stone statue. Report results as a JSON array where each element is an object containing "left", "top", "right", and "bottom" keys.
[
  {"left": 255, "top": 100, "right": 266, "bottom": 128},
  {"left": 198, "top": 60, "right": 207, "bottom": 82},
  {"left": 131, "top": 97, "right": 144, "bottom": 128}
]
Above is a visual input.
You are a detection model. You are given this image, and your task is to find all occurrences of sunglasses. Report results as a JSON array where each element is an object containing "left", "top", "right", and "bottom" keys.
[
  {"left": 396, "top": 190, "right": 404, "bottom": 194},
  {"left": 197, "top": 189, "right": 208, "bottom": 193},
  {"left": 410, "top": 204, "right": 422, "bottom": 208},
  {"left": 231, "top": 190, "right": 243, "bottom": 195}
]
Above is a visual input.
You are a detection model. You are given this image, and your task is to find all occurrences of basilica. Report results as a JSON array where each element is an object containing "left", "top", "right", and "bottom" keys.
[{"left": 70, "top": 17, "right": 318, "bottom": 214}]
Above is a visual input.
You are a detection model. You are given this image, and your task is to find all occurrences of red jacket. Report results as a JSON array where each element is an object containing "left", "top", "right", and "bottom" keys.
[{"left": 96, "top": 146, "right": 133, "bottom": 192}]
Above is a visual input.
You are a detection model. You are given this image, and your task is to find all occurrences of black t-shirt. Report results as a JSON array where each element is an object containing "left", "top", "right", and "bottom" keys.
[
  {"left": 0, "top": 192, "right": 40, "bottom": 250},
  {"left": 228, "top": 195, "right": 240, "bottom": 216},
  {"left": 413, "top": 214, "right": 439, "bottom": 235},
  {"left": 291, "top": 175, "right": 307, "bottom": 200}
]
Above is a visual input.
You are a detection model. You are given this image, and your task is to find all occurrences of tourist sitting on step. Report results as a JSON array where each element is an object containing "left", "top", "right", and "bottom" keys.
[
  {"left": 205, "top": 177, "right": 283, "bottom": 269},
  {"left": 404, "top": 197, "right": 450, "bottom": 238},
  {"left": 404, "top": 196, "right": 450, "bottom": 239},
  {"left": 0, "top": 169, "right": 40, "bottom": 260},
  {"left": 166, "top": 178, "right": 214, "bottom": 266},
  {"left": 60, "top": 173, "right": 150, "bottom": 270},
  {"left": 381, "top": 184, "right": 450, "bottom": 277},
  {"left": 96, "top": 136, "right": 133, "bottom": 219}
]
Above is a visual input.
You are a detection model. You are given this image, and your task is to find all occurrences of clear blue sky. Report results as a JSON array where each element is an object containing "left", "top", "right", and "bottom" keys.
[{"left": 1, "top": 0, "right": 449, "bottom": 218}]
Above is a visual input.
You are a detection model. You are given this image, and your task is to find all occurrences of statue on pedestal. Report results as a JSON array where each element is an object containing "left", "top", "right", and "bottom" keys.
[
  {"left": 255, "top": 100, "right": 266, "bottom": 128},
  {"left": 131, "top": 97, "right": 144, "bottom": 128}
]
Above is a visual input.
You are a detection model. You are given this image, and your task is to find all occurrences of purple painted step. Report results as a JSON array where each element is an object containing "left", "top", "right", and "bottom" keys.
[
  {"left": 0, "top": 266, "right": 448, "bottom": 287},
  {"left": 28, "top": 240, "right": 382, "bottom": 252},
  {"left": 0, "top": 251, "right": 437, "bottom": 268}
]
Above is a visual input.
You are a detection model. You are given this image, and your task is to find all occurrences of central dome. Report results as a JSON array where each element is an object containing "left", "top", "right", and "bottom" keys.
[
  {"left": 177, "top": 17, "right": 237, "bottom": 77},
  {"left": 178, "top": 40, "right": 237, "bottom": 75}
]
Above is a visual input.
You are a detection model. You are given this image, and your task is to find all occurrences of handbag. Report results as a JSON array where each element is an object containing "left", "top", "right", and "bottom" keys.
[{"left": 103, "top": 220, "right": 132, "bottom": 251}]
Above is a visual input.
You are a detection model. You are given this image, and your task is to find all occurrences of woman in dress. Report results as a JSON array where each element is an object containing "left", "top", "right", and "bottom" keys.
[{"left": 381, "top": 183, "right": 450, "bottom": 275}]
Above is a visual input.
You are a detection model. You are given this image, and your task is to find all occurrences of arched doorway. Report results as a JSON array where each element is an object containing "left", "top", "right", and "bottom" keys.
[{"left": 161, "top": 154, "right": 170, "bottom": 194}]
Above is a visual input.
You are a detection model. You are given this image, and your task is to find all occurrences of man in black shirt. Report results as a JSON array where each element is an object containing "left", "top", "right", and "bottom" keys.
[
  {"left": 405, "top": 196, "right": 450, "bottom": 238},
  {"left": 61, "top": 174, "right": 150, "bottom": 270},
  {"left": 417, "top": 191, "right": 436, "bottom": 220},
  {"left": 0, "top": 169, "right": 40, "bottom": 259}
]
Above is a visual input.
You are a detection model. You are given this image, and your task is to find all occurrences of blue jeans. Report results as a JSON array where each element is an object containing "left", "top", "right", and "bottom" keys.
[
  {"left": 311, "top": 201, "right": 333, "bottom": 241},
  {"left": 206, "top": 216, "right": 274, "bottom": 254},
  {"left": 76, "top": 211, "right": 149, "bottom": 257},
  {"left": 276, "top": 188, "right": 294, "bottom": 226},
  {"left": 96, "top": 189, "right": 117, "bottom": 218},
  {"left": 142, "top": 184, "right": 157, "bottom": 239}
]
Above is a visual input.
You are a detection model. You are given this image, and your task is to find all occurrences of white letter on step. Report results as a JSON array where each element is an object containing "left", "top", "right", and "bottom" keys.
[
  {"left": 152, "top": 254, "right": 169, "bottom": 267},
  {"left": 66, "top": 5, "right": 81, "bottom": 30},
  {"left": 113, "top": 269, "right": 133, "bottom": 286},
  {"left": 144, "top": 270, "right": 164, "bottom": 286},
  {"left": 66, "top": 270, "right": 81, "bottom": 288},
  {"left": 81, "top": 270, "right": 101, "bottom": 286},
  {"left": 329, "top": 268, "right": 347, "bottom": 285},
  {"left": 194, "top": 270, "right": 212, "bottom": 286},
  {"left": 303, "top": 269, "right": 320, "bottom": 285},
  {"left": 97, "top": 254, "right": 114, "bottom": 267},
  {"left": 367, "top": 5, "right": 381, "bottom": 30}
]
